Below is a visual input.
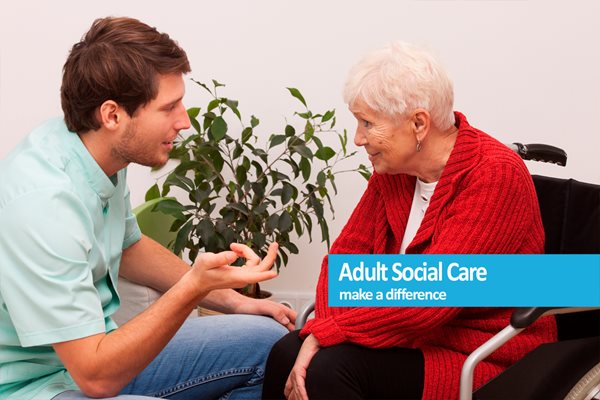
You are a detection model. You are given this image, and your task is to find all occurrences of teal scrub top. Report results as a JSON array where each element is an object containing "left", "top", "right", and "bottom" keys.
[{"left": 0, "top": 118, "right": 142, "bottom": 399}]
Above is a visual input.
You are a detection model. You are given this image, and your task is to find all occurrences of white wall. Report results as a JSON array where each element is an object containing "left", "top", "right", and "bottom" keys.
[{"left": 1, "top": 0, "right": 599, "bottom": 295}]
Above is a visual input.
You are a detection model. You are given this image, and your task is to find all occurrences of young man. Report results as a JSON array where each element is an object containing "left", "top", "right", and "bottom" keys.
[{"left": 0, "top": 17, "right": 295, "bottom": 400}]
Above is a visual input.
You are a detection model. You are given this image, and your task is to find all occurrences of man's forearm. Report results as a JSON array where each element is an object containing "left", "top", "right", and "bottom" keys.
[
  {"left": 54, "top": 272, "right": 206, "bottom": 397},
  {"left": 119, "top": 235, "right": 248, "bottom": 314}
]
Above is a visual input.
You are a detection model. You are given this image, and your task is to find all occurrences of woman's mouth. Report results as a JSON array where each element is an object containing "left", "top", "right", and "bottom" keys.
[{"left": 368, "top": 152, "right": 380, "bottom": 162}]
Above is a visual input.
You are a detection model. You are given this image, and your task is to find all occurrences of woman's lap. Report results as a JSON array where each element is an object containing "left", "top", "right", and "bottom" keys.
[{"left": 262, "top": 330, "right": 424, "bottom": 400}]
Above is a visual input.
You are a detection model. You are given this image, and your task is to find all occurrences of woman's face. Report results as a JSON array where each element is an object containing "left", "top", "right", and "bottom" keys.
[{"left": 350, "top": 100, "right": 418, "bottom": 175}]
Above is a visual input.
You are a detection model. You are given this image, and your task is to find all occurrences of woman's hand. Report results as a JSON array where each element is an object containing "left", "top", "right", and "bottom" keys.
[{"left": 285, "top": 334, "right": 321, "bottom": 400}]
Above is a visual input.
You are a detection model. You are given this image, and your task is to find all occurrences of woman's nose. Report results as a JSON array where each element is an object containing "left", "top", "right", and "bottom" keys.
[{"left": 354, "top": 128, "right": 367, "bottom": 147}]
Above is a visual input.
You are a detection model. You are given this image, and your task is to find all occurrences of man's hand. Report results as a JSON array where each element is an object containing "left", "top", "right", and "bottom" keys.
[
  {"left": 285, "top": 334, "right": 321, "bottom": 400},
  {"left": 235, "top": 298, "right": 297, "bottom": 331},
  {"left": 185, "top": 242, "right": 279, "bottom": 295}
]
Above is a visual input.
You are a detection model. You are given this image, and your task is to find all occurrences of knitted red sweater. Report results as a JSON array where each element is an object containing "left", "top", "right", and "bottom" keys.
[{"left": 300, "top": 112, "right": 557, "bottom": 400}]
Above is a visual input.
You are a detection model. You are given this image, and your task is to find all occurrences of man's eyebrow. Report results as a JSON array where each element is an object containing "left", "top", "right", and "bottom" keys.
[{"left": 159, "top": 96, "right": 184, "bottom": 109}]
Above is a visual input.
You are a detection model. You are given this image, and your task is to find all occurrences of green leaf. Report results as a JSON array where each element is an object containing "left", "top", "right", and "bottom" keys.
[
  {"left": 250, "top": 115, "right": 260, "bottom": 128},
  {"left": 295, "top": 111, "right": 312, "bottom": 119},
  {"left": 317, "top": 171, "right": 326, "bottom": 187},
  {"left": 285, "top": 125, "right": 295, "bottom": 137},
  {"left": 197, "top": 219, "right": 216, "bottom": 245},
  {"left": 242, "top": 127, "right": 253, "bottom": 144},
  {"left": 304, "top": 121, "right": 314, "bottom": 141},
  {"left": 252, "top": 231, "right": 266, "bottom": 249},
  {"left": 191, "top": 79, "right": 212, "bottom": 95},
  {"left": 338, "top": 129, "right": 348, "bottom": 156},
  {"left": 281, "top": 183, "right": 294, "bottom": 205},
  {"left": 153, "top": 199, "right": 186, "bottom": 220},
  {"left": 211, "top": 116, "right": 227, "bottom": 141},
  {"left": 228, "top": 202, "right": 249, "bottom": 215},
  {"left": 291, "top": 211, "right": 303, "bottom": 236},
  {"left": 278, "top": 211, "right": 293, "bottom": 232},
  {"left": 269, "top": 134, "right": 287, "bottom": 148},
  {"left": 145, "top": 184, "right": 160, "bottom": 201},
  {"left": 320, "top": 218, "right": 331, "bottom": 248},
  {"left": 190, "top": 114, "right": 201, "bottom": 134},
  {"left": 207, "top": 99, "right": 220, "bottom": 112},
  {"left": 321, "top": 109, "right": 335, "bottom": 122},
  {"left": 225, "top": 99, "right": 241, "bottom": 120},
  {"left": 358, "top": 164, "right": 373, "bottom": 180},
  {"left": 270, "top": 170, "right": 290, "bottom": 182},
  {"left": 266, "top": 214, "right": 279, "bottom": 233},
  {"left": 286, "top": 241, "right": 299, "bottom": 254},
  {"left": 232, "top": 142, "right": 243, "bottom": 159},
  {"left": 286, "top": 87, "right": 307, "bottom": 107},
  {"left": 328, "top": 171, "right": 338, "bottom": 195},
  {"left": 164, "top": 173, "right": 193, "bottom": 192},
  {"left": 212, "top": 79, "right": 225, "bottom": 88},
  {"left": 187, "top": 107, "right": 201, "bottom": 119},
  {"left": 173, "top": 218, "right": 194, "bottom": 256},
  {"left": 311, "top": 136, "right": 323, "bottom": 150},
  {"left": 251, "top": 160, "right": 264, "bottom": 177},
  {"left": 299, "top": 157, "right": 311, "bottom": 182},
  {"left": 315, "top": 147, "right": 335, "bottom": 161},
  {"left": 236, "top": 165, "right": 248, "bottom": 186},
  {"left": 291, "top": 144, "right": 313, "bottom": 160}
]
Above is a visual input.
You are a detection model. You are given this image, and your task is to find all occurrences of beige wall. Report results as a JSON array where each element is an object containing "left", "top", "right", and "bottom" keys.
[{"left": 1, "top": 0, "right": 599, "bottom": 296}]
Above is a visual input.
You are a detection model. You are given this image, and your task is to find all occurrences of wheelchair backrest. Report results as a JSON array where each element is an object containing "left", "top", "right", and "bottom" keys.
[{"left": 532, "top": 175, "right": 600, "bottom": 340}]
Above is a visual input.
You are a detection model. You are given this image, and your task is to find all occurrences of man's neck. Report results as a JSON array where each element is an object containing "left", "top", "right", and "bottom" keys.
[{"left": 77, "top": 129, "right": 127, "bottom": 177}]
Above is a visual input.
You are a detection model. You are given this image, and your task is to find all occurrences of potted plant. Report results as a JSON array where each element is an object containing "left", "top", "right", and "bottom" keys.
[{"left": 145, "top": 79, "right": 370, "bottom": 297}]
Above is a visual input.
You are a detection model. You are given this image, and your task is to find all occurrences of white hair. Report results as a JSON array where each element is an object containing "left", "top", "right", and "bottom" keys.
[{"left": 343, "top": 42, "right": 455, "bottom": 129}]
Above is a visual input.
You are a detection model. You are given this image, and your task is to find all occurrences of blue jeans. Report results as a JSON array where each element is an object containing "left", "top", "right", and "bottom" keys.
[{"left": 53, "top": 314, "right": 287, "bottom": 400}]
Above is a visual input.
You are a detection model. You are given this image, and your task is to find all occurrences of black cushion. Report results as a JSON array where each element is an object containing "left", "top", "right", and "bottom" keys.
[
  {"left": 474, "top": 336, "right": 600, "bottom": 400},
  {"left": 533, "top": 176, "right": 600, "bottom": 340}
]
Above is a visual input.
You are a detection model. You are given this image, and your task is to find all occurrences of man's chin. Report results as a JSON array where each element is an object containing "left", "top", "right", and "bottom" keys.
[{"left": 135, "top": 157, "right": 168, "bottom": 169}]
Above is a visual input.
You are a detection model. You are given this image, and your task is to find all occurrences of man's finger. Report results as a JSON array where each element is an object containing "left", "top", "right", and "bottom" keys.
[
  {"left": 257, "top": 242, "right": 279, "bottom": 270},
  {"left": 229, "top": 243, "right": 260, "bottom": 266},
  {"left": 193, "top": 251, "right": 237, "bottom": 269}
]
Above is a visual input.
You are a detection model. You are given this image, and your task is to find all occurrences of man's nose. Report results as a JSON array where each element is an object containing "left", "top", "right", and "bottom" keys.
[{"left": 176, "top": 103, "right": 191, "bottom": 130}]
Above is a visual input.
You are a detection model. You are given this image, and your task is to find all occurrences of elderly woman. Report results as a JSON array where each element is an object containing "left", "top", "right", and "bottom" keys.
[{"left": 261, "top": 42, "right": 557, "bottom": 400}]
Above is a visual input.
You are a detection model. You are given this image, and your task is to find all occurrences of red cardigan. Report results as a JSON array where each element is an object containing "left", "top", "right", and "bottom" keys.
[{"left": 300, "top": 112, "right": 557, "bottom": 400}]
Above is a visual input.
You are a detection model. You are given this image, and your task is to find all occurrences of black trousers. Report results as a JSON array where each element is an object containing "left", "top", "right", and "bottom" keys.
[{"left": 262, "top": 331, "right": 424, "bottom": 400}]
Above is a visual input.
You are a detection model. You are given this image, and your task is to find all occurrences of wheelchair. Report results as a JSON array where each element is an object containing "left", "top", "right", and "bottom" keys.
[{"left": 296, "top": 143, "right": 600, "bottom": 400}]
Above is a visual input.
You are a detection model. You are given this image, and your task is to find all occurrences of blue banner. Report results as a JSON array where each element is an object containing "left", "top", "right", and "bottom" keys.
[{"left": 328, "top": 254, "right": 600, "bottom": 307}]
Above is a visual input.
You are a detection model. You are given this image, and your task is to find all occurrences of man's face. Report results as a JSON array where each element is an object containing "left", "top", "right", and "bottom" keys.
[{"left": 112, "top": 73, "right": 190, "bottom": 168}]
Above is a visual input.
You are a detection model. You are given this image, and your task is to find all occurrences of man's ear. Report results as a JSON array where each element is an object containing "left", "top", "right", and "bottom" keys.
[
  {"left": 98, "top": 100, "right": 123, "bottom": 130},
  {"left": 411, "top": 108, "right": 431, "bottom": 142}
]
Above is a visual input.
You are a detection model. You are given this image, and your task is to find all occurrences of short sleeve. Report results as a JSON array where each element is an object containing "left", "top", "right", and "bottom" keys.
[
  {"left": 122, "top": 183, "right": 141, "bottom": 249},
  {"left": 0, "top": 190, "right": 106, "bottom": 347}
]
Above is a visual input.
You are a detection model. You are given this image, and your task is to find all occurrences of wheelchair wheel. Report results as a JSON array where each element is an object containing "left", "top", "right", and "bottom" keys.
[{"left": 564, "top": 362, "right": 600, "bottom": 400}]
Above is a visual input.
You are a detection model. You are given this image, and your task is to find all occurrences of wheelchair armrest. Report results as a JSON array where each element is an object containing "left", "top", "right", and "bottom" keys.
[
  {"left": 510, "top": 307, "right": 555, "bottom": 328},
  {"left": 511, "top": 307, "right": 600, "bottom": 329},
  {"left": 295, "top": 301, "right": 315, "bottom": 330},
  {"left": 461, "top": 306, "right": 600, "bottom": 400}
]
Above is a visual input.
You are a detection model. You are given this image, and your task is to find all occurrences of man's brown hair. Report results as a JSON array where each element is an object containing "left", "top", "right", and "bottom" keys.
[{"left": 61, "top": 17, "right": 191, "bottom": 133}]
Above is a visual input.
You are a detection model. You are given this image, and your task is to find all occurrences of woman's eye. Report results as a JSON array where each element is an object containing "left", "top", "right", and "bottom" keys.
[{"left": 363, "top": 120, "right": 371, "bottom": 128}]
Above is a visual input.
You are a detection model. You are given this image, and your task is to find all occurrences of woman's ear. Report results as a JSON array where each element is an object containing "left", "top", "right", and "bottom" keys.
[
  {"left": 412, "top": 109, "right": 431, "bottom": 141},
  {"left": 98, "top": 100, "right": 122, "bottom": 131}
]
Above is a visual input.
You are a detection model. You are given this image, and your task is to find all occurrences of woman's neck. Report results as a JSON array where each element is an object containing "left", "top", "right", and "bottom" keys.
[{"left": 415, "top": 125, "right": 458, "bottom": 183}]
